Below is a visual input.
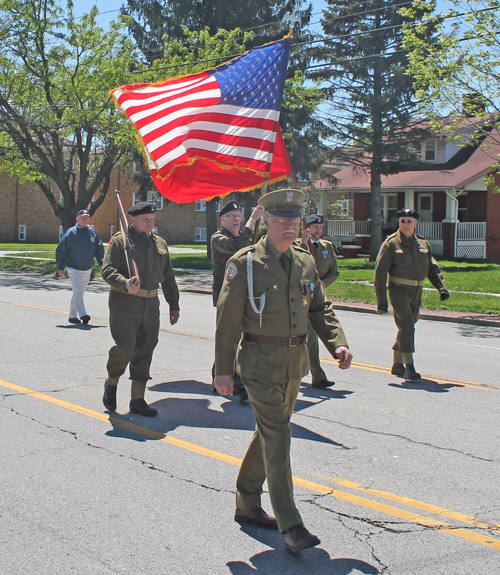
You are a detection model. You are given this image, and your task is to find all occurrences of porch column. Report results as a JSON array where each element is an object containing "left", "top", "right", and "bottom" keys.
[
  {"left": 318, "top": 189, "right": 328, "bottom": 215},
  {"left": 404, "top": 189, "right": 414, "bottom": 209},
  {"left": 443, "top": 189, "right": 455, "bottom": 222}
]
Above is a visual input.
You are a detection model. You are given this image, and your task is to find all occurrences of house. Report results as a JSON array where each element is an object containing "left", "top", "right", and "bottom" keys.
[{"left": 310, "top": 129, "right": 500, "bottom": 261}]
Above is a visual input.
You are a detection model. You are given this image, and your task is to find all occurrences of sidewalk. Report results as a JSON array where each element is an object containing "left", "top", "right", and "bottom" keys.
[{"left": 178, "top": 270, "right": 500, "bottom": 328}]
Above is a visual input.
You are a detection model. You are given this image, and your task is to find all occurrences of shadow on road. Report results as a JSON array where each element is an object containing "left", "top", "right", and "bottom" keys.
[
  {"left": 103, "top": 379, "right": 352, "bottom": 450},
  {"left": 388, "top": 378, "right": 464, "bottom": 393},
  {"left": 227, "top": 526, "right": 379, "bottom": 574}
]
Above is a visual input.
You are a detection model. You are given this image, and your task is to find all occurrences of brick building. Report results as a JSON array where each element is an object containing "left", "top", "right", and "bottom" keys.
[{"left": 0, "top": 165, "right": 236, "bottom": 245}]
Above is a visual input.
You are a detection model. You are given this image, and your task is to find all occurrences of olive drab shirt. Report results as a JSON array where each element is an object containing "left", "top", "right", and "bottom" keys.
[
  {"left": 211, "top": 225, "right": 254, "bottom": 305},
  {"left": 374, "top": 230, "right": 446, "bottom": 308},
  {"left": 102, "top": 227, "right": 180, "bottom": 310},
  {"left": 215, "top": 235, "right": 348, "bottom": 383},
  {"left": 300, "top": 238, "right": 339, "bottom": 287}
]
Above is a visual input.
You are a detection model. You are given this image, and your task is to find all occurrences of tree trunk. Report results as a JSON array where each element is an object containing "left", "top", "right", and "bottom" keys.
[
  {"left": 205, "top": 198, "right": 219, "bottom": 259},
  {"left": 369, "top": 170, "right": 383, "bottom": 261}
]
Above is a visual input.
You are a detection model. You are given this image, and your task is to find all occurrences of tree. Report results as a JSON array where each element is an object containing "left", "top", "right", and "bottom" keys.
[
  {"left": 0, "top": 0, "right": 138, "bottom": 230},
  {"left": 402, "top": 0, "right": 500, "bottom": 189},
  {"left": 309, "top": 0, "right": 438, "bottom": 259}
]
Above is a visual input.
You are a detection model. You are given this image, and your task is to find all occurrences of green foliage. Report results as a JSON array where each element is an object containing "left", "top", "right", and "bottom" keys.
[
  {"left": 309, "top": 0, "right": 440, "bottom": 259},
  {"left": 0, "top": 0, "right": 138, "bottom": 228},
  {"left": 402, "top": 0, "right": 500, "bottom": 189},
  {"left": 327, "top": 202, "right": 351, "bottom": 220}
]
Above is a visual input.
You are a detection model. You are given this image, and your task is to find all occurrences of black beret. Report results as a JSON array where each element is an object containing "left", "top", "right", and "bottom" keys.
[
  {"left": 219, "top": 201, "right": 241, "bottom": 217},
  {"left": 397, "top": 208, "right": 419, "bottom": 220},
  {"left": 305, "top": 214, "right": 324, "bottom": 225},
  {"left": 128, "top": 202, "right": 156, "bottom": 216}
]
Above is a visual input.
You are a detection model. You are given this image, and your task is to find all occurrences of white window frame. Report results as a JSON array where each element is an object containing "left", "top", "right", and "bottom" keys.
[
  {"left": 18, "top": 225, "right": 26, "bottom": 241},
  {"left": 422, "top": 140, "right": 437, "bottom": 162},
  {"left": 195, "top": 200, "right": 207, "bottom": 212},
  {"left": 418, "top": 194, "right": 433, "bottom": 223},
  {"left": 133, "top": 191, "right": 164, "bottom": 210},
  {"left": 381, "top": 194, "right": 398, "bottom": 224},
  {"left": 195, "top": 227, "right": 207, "bottom": 242}
]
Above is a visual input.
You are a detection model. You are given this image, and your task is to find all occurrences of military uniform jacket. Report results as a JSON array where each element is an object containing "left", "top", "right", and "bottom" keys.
[
  {"left": 211, "top": 225, "right": 254, "bottom": 299},
  {"left": 374, "top": 230, "right": 446, "bottom": 307},
  {"left": 300, "top": 238, "right": 339, "bottom": 287},
  {"left": 215, "top": 235, "right": 348, "bottom": 382},
  {"left": 102, "top": 227, "right": 180, "bottom": 311}
]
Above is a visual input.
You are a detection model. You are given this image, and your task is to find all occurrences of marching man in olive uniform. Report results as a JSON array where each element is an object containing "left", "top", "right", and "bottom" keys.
[
  {"left": 210, "top": 200, "right": 265, "bottom": 402},
  {"left": 102, "top": 202, "right": 180, "bottom": 416},
  {"left": 301, "top": 213, "right": 340, "bottom": 388},
  {"left": 374, "top": 208, "right": 449, "bottom": 380},
  {"left": 214, "top": 189, "right": 352, "bottom": 553}
]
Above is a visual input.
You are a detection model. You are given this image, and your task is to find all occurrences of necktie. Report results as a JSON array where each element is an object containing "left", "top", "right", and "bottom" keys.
[{"left": 279, "top": 253, "right": 291, "bottom": 279}]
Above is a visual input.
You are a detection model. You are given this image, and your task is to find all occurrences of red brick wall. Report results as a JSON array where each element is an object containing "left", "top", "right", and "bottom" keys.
[
  {"left": 353, "top": 192, "right": 370, "bottom": 221},
  {"left": 486, "top": 178, "right": 500, "bottom": 262},
  {"left": 432, "top": 191, "right": 447, "bottom": 221},
  {"left": 467, "top": 190, "right": 487, "bottom": 222}
]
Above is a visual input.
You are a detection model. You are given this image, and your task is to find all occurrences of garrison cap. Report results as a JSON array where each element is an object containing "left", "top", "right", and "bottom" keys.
[
  {"left": 305, "top": 213, "right": 325, "bottom": 225},
  {"left": 397, "top": 208, "right": 419, "bottom": 220},
  {"left": 128, "top": 202, "right": 156, "bottom": 216},
  {"left": 260, "top": 189, "right": 305, "bottom": 218},
  {"left": 219, "top": 201, "right": 241, "bottom": 217},
  {"left": 76, "top": 210, "right": 90, "bottom": 217}
]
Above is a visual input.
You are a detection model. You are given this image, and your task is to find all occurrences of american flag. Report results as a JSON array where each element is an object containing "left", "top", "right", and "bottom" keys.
[{"left": 112, "top": 38, "right": 293, "bottom": 203}]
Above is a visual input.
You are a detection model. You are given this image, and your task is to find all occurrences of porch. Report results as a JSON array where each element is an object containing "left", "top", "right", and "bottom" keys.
[{"left": 326, "top": 220, "right": 487, "bottom": 259}]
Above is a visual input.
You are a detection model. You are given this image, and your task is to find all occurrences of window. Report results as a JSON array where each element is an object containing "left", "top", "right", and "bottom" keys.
[
  {"left": 196, "top": 199, "right": 221, "bottom": 212},
  {"left": 133, "top": 191, "right": 164, "bottom": 210},
  {"left": 18, "top": 225, "right": 26, "bottom": 241},
  {"left": 195, "top": 200, "right": 206, "bottom": 212},
  {"left": 381, "top": 194, "right": 398, "bottom": 224},
  {"left": 339, "top": 200, "right": 350, "bottom": 214},
  {"left": 422, "top": 141, "right": 437, "bottom": 162},
  {"left": 110, "top": 225, "right": 115, "bottom": 237},
  {"left": 418, "top": 194, "right": 433, "bottom": 223},
  {"left": 195, "top": 228, "right": 206, "bottom": 242},
  {"left": 59, "top": 226, "right": 64, "bottom": 241},
  {"left": 457, "top": 193, "right": 467, "bottom": 222}
]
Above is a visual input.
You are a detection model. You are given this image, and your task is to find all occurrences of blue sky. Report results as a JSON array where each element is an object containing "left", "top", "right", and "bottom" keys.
[{"left": 74, "top": 0, "right": 454, "bottom": 33}]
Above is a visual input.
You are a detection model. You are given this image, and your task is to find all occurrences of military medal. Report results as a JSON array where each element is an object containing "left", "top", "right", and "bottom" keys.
[{"left": 301, "top": 281, "right": 309, "bottom": 306}]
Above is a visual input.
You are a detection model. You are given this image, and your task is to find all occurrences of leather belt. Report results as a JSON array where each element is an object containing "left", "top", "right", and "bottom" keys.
[
  {"left": 389, "top": 276, "right": 424, "bottom": 287},
  {"left": 242, "top": 333, "right": 307, "bottom": 347},
  {"left": 111, "top": 286, "right": 158, "bottom": 298}
]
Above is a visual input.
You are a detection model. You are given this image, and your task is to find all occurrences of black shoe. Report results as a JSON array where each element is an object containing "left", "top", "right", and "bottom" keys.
[
  {"left": 312, "top": 380, "right": 335, "bottom": 389},
  {"left": 130, "top": 398, "right": 158, "bottom": 417},
  {"left": 404, "top": 364, "right": 421, "bottom": 380},
  {"left": 283, "top": 524, "right": 321, "bottom": 553},
  {"left": 68, "top": 317, "right": 81, "bottom": 324},
  {"left": 234, "top": 507, "right": 278, "bottom": 529},
  {"left": 103, "top": 379, "right": 117, "bottom": 411},
  {"left": 238, "top": 388, "right": 249, "bottom": 402},
  {"left": 391, "top": 363, "right": 405, "bottom": 377},
  {"left": 81, "top": 315, "right": 91, "bottom": 324}
]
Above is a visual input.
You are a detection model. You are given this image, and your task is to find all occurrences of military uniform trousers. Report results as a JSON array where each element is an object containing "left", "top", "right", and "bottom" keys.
[
  {"left": 236, "top": 349, "right": 304, "bottom": 533},
  {"left": 306, "top": 321, "right": 327, "bottom": 384},
  {"left": 106, "top": 290, "right": 160, "bottom": 383},
  {"left": 389, "top": 283, "right": 422, "bottom": 354}
]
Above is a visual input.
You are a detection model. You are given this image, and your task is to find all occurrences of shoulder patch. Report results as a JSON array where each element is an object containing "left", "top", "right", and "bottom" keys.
[{"left": 226, "top": 261, "right": 238, "bottom": 280}]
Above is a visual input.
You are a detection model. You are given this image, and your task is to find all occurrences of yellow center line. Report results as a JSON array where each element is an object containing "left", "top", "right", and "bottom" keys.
[
  {"left": 1, "top": 299, "right": 496, "bottom": 390},
  {"left": 1, "top": 378, "right": 499, "bottom": 551}
]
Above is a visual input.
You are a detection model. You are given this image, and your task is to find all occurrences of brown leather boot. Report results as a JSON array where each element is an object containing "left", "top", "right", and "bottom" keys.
[{"left": 283, "top": 524, "right": 320, "bottom": 553}]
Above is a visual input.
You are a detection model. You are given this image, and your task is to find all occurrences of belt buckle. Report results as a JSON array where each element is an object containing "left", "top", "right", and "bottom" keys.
[{"left": 289, "top": 336, "right": 298, "bottom": 347}]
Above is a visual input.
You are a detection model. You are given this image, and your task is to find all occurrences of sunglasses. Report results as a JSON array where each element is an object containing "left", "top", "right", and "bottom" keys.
[{"left": 400, "top": 219, "right": 416, "bottom": 224}]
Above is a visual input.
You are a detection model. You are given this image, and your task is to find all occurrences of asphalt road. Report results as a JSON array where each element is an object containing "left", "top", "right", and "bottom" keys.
[{"left": 1, "top": 270, "right": 499, "bottom": 575}]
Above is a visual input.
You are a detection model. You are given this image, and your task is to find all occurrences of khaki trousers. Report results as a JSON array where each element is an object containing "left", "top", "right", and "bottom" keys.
[
  {"left": 306, "top": 320, "right": 327, "bottom": 383},
  {"left": 236, "top": 375, "right": 303, "bottom": 533},
  {"left": 389, "top": 284, "right": 422, "bottom": 354}
]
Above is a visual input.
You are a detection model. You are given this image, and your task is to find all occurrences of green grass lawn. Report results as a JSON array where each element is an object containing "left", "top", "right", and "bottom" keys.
[{"left": 1, "top": 245, "right": 499, "bottom": 314}]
